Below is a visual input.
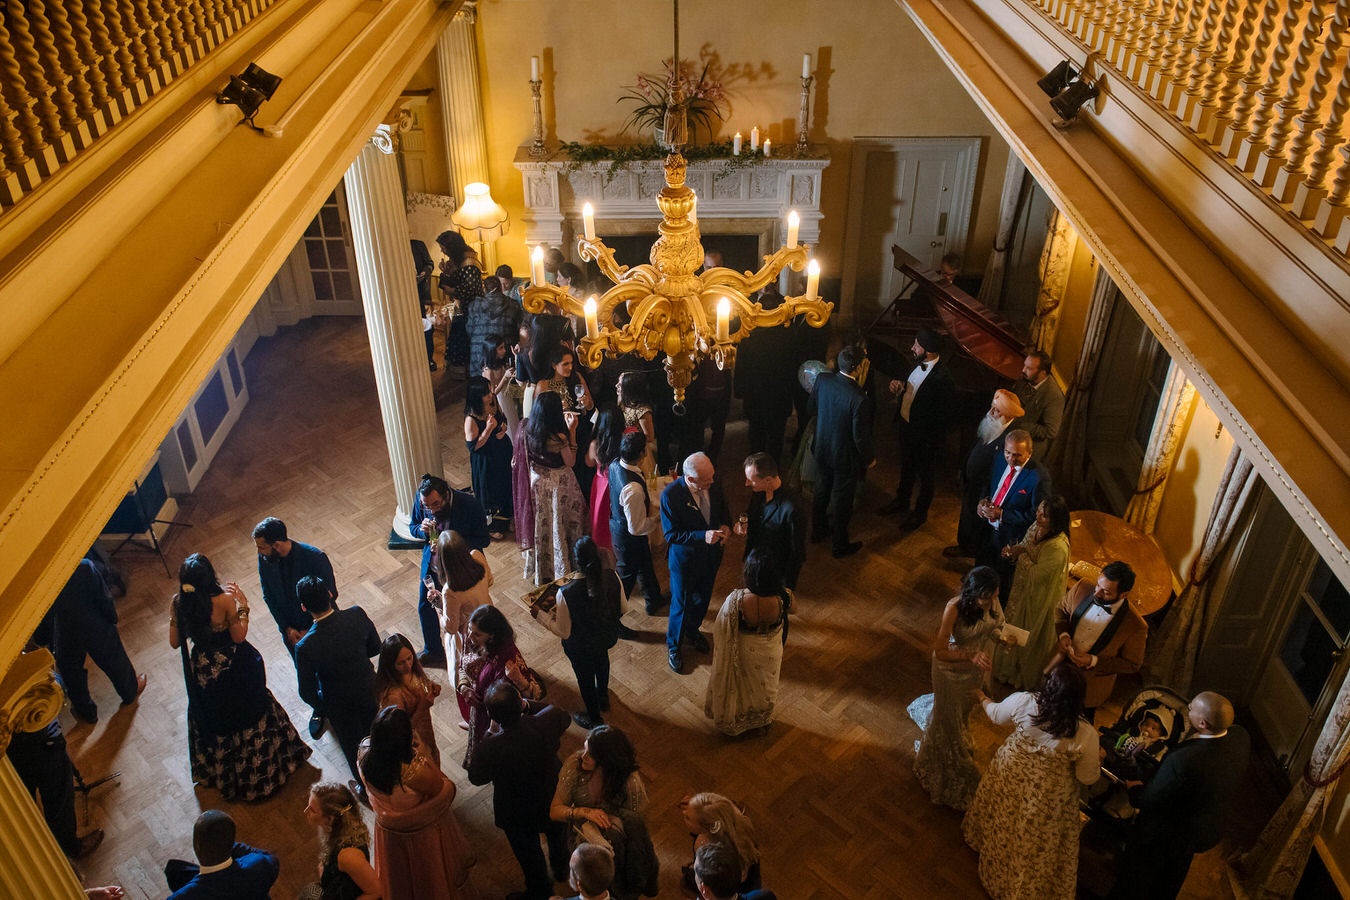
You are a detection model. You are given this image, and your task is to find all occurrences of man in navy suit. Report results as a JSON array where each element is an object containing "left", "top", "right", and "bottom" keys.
[
  {"left": 976, "top": 429, "right": 1048, "bottom": 603},
  {"left": 411, "top": 473, "right": 490, "bottom": 667},
  {"left": 294, "top": 577, "right": 381, "bottom": 803},
  {"left": 254, "top": 516, "right": 337, "bottom": 738},
  {"left": 1110, "top": 692, "right": 1251, "bottom": 900},
  {"left": 808, "top": 345, "right": 874, "bottom": 559},
  {"left": 661, "top": 452, "right": 730, "bottom": 674},
  {"left": 165, "top": 810, "right": 278, "bottom": 899},
  {"left": 466, "top": 681, "right": 572, "bottom": 900},
  {"left": 693, "top": 843, "right": 777, "bottom": 900}
]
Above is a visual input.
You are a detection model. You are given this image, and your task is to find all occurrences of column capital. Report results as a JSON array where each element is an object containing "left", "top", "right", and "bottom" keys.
[
  {"left": 370, "top": 124, "right": 396, "bottom": 155},
  {"left": 453, "top": 0, "right": 478, "bottom": 24},
  {"left": 0, "top": 650, "right": 62, "bottom": 755}
]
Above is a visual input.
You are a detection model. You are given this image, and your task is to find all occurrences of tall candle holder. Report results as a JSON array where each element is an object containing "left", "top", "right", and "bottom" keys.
[
  {"left": 529, "top": 77, "right": 546, "bottom": 158},
  {"left": 797, "top": 74, "right": 814, "bottom": 153}
]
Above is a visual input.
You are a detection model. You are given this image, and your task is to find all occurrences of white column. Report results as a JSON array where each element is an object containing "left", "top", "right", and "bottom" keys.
[
  {"left": 436, "top": 1, "right": 494, "bottom": 265},
  {"left": 345, "top": 126, "right": 443, "bottom": 543}
]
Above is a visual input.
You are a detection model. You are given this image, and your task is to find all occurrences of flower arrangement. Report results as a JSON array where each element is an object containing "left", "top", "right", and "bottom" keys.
[{"left": 619, "top": 59, "right": 727, "bottom": 139}]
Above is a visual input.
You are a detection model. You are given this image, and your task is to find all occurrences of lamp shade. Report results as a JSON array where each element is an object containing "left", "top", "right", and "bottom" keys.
[{"left": 451, "top": 182, "right": 510, "bottom": 243}]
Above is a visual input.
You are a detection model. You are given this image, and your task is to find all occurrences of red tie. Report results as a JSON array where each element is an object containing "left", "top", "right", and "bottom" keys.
[{"left": 993, "top": 466, "right": 1018, "bottom": 506}]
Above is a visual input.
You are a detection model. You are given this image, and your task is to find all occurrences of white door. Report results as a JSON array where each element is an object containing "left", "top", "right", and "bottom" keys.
[
  {"left": 300, "top": 183, "right": 364, "bottom": 316},
  {"left": 842, "top": 137, "right": 981, "bottom": 320}
]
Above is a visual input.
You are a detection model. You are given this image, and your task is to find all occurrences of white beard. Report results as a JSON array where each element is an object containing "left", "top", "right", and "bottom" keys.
[{"left": 978, "top": 413, "right": 1010, "bottom": 443}]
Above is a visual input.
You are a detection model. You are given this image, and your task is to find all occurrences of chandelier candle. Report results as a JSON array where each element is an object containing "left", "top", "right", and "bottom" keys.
[
  {"left": 582, "top": 202, "right": 596, "bottom": 241},
  {"left": 531, "top": 246, "right": 545, "bottom": 286},
  {"left": 806, "top": 259, "right": 820, "bottom": 302},
  {"left": 584, "top": 296, "right": 599, "bottom": 339},
  {"left": 717, "top": 297, "right": 730, "bottom": 341},
  {"left": 787, "top": 211, "right": 800, "bottom": 249}
]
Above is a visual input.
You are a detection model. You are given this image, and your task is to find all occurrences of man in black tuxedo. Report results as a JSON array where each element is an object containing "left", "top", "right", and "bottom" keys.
[
  {"left": 661, "top": 451, "right": 731, "bottom": 674},
  {"left": 975, "top": 430, "right": 1049, "bottom": 603},
  {"left": 165, "top": 810, "right": 278, "bottom": 900},
  {"left": 254, "top": 516, "right": 338, "bottom": 738},
  {"left": 466, "top": 680, "right": 572, "bottom": 900},
  {"left": 293, "top": 577, "right": 380, "bottom": 802},
  {"left": 1110, "top": 692, "right": 1251, "bottom": 900},
  {"left": 411, "top": 473, "right": 490, "bottom": 667},
  {"left": 808, "top": 345, "right": 874, "bottom": 559},
  {"left": 944, "top": 389, "right": 1023, "bottom": 560},
  {"left": 880, "top": 327, "right": 955, "bottom": 532}
]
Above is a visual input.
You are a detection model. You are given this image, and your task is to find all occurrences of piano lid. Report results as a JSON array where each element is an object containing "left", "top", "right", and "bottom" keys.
[{"left": 892, "top": 245, "right": 1028, "bottom": 381}]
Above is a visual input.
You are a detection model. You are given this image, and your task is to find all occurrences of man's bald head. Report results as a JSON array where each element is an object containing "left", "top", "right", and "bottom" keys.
[{"left": 1188, "top": 691, "right": 1235, "bottom": 735}]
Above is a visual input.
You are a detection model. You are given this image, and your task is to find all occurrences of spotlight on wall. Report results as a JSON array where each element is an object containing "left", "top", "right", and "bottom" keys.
[
  {"left": 1050, "top": 78, "right": 1099, "bottom": 121},
  {"left": 1037, "top": 60, "right": 1077, "bottom": 97},
  {"left": 216, "top": 63, "right": 282, "bottom": 130}
]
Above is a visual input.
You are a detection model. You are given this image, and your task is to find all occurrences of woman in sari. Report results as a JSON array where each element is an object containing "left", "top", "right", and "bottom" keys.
[
  {"left": 616, "top": 371, "right": 657, "bottom": 476},
  {"left": 455, "top": 605, "right": 544, "bottom": 755},
  {"left": 993, "top": 496, "right": 1071, "bottom": 690},
  {"left": 167, "top": 553, "right": 310, "bottom": 801},
  {"left": 375, "top": 634, "right": 442, "bottom": 767},
  {"left": 522, "top": 391, "right": 587, "bottom": 586},
  {"left": 704, "top": 550, "right": 787, "bottom": 738},
  {"left": 587, "top": 403, "right": 625, "bottom": 564},
  {"left": 533, "top": 343, "right": 596, "bottom": 499},
  {"left": 358, "top": 707, "right": 478, "bottom": 900}
]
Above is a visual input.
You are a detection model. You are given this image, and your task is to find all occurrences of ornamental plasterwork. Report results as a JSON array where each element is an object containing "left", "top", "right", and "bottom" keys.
[
  {"left": 527, "top": 175, "right": 555, "bottom": 209},
  {"left": 406, "top": 191, "right": 457, "bottom": 217},
  {"left": 791, "top": 174, "right": 816, "bottom": 206},
  {"left": 750, "top": 169, "right": 778, "bottom": 200},
  {"left": 0, "top": 650, "right": 64, "bottom": 755}
]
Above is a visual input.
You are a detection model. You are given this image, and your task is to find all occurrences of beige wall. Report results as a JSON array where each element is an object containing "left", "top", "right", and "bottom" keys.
[
  {"left": 1320, "top": 780, "right": 1350, "bottom": 895},
  {"left": 1151, "top": 395, "right": 1235, "bottom": 585},
  {"left": 470, "top": 0, "right": 1007, "bottom": 282}
]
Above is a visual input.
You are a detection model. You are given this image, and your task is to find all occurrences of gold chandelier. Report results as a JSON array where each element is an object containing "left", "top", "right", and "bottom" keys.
[{"left": 521, "top": 0, "right": 833, "bottom": 409}]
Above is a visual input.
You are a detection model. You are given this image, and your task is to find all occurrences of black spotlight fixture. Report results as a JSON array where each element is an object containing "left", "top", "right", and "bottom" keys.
[
  {"left": 216, "top": 63, "right": 281, "bottom": 130},
  {"left": 1037, "top": 60, "right": 1077, "bottom": 97},
  {"left": 1050, "top": 78, "right": 1099, "bottom": 121}
]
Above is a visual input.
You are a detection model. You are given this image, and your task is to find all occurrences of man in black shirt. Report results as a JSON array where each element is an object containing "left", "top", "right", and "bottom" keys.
[{"left": 737, "top": 453, "right": 806, "bottom": 591}]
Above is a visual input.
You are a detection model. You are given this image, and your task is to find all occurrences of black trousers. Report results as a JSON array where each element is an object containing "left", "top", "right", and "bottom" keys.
[
  {"left": 681, "top": 391, "right": 730, "bottom": 462},
  {"left": 7, "top": 726, "right": 78, "bottom": 855},
  {"left": 328, "top": 703, "right": 378, "bottom": 782},
  {"left": 55, "top": 622, "right": 139, "bottom": 719},
  {"left": 503, "top": 822, "right": 570, "bottom": 899},
  {"left": 746, "top": 410, "right": 790, "bottom": 467},
  {"left": 895, "top": 424, "right": 939, "bottom": 521},
  {"left": 812, "top": 459, "right": 857, "bottom": 552},
  {"left": 565, "top": 645, "right": 610, "bottom": 720},
  {"left": 614, "top": 536, "right": 663, "bottom": 604},
  {"left": 1108, "top": 834, "right": 1195, "bottom": 900}
]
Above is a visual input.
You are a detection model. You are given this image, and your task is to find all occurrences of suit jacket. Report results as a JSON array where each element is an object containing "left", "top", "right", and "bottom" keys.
[
  {"left": 985, "top": 455, "right": 1049, "bottom": 551},
  {"left": 809, "top": 370, "right": 874, "bottom": 475},
  {"left": 257, "top": 541, "right": 337, "bottom": 640},
  {"left": 661, "top": 477, "right": 730, "bottom": 577},
  {"left": 465, "top": 701, "right": 570, "bottom": 831},
  {"left": 1014, "top": 376, "right": 1066, "bottom": 452},
  {"left": 294, "top": 606, "right": 380, "bottom": 721},
  {"left": 1127, "top": 725, "right": 1251, "bottom": 851},
  {"left": 1054, "top": 580, "right": 1148, "bottom": 709},
  {"left": 167, "top": 843, "right": 279, "bottom": 899},
  {"left": 411, "top": 488, "right": 490, "bottom": 585},
  {"left": 52, "top": 558, "right": 118, "bottom": 638},
  {"left": 899, "top": 357, "right": 955, "bottom": 444},
  {"left": 963, "top": 423, "right": 1015, "bottom": 492},
  {"left": 735, "top": 318, "right": 797, "bottom": 418}
]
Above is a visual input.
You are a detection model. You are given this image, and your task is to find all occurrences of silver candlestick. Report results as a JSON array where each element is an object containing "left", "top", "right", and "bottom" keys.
[
  {"left": 797, "top": 74, "right": 813, "bottom": 153},
  {"left": 529, "top": 78, "right": 546, "bottom": 157}
]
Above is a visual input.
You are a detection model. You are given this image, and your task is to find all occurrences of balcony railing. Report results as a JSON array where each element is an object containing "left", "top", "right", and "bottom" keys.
[
  {"left": 0, "top": 0, "right": 278, "bottom": 212},
  {"left": 1032, "top": 0, "right": 1350, "bottom": 253}
]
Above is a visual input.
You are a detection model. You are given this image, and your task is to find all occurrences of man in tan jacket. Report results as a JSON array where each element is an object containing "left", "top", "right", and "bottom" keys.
[{"left": 1054, "top": 560, "right": 1147, "bottom": 719}]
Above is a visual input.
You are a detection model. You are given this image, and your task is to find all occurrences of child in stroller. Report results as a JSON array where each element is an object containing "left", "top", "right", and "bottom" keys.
[{"left": 1102, "top": 707, "right": 1176, "bottom": 781}]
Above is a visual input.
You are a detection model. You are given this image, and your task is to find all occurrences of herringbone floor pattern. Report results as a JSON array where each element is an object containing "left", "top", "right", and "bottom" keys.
[{"left": 59, "top": 317, "right": 1241, "bottom": 899}]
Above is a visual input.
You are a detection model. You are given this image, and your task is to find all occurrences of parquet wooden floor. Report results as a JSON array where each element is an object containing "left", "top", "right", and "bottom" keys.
[{"left": 59, "top": 317, "right": 1244, "bottom": 899}]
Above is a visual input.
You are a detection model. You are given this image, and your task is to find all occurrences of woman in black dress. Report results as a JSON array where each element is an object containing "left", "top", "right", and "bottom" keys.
[
  {"left": 436, "top": 230, "right": 483, "bottom": 375},
  {"left": 167, "top": 553, "right": 310, "bottom": 800},
  {"left": 465, "top": 375, "right": 513, "bottom": 539},
  {"left": 300, "top": 781, "right": 380, "bottom": 900}
]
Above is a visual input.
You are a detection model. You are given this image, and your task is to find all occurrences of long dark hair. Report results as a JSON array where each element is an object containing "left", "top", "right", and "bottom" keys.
[
  {"left": 572, "top": 537, "right": 619, "bottom": 622},
  {"left": 1032, "top": 662, "right": 1087, "bottom": 739},
  {"left": 468, "top": 604, "right": 513, "bottom": 655},
  {"left": 435, "top": 530, "right": 486, "bottom": 592},
  {"left": 436, "top": 230, "right": 471, "bottom": 266},
  {"left": 374, "top": 634, "right": 426, "bottom": 700},
  {"left": 465, "top": 375, "right": 492, "bottom": 417},
  {"left": 592, "top": 403, "right": 624, "bottom": 469},
  {"left": 744, "top": 549, "right": 784, "bottom": 597},
  {"left": 527, "top": 391, "right": 568, "bottom": 460},
  {"left": 1038, "top": 495, "right": 1071, "bottom": 543},
  {"left": 586, "top": 724, "right": 639, "bottom": 808},
  {"left": 176, "top": 553, "right": 222, "bottom": 640},
  {"left": 955, "top": 565, "right": 999, "bottom": 627},
  {"left": 617, "top": 370, "right": 650, "bottom": 409},
  {"left": 360, "top": 706, "right": 414, "bottom": 795},
  {"left": 483, "top": 338, "right": 509, "bottom": 370}
]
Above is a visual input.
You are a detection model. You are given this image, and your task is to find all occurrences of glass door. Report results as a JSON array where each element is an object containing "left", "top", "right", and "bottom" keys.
[{"left": 301, "top": 184, "right": 363, "bottom": 315}]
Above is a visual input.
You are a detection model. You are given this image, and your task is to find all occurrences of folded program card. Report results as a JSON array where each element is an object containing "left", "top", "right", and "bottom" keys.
[{"left": 1002, "top": 623, "right": 1030, "bottom": 646}]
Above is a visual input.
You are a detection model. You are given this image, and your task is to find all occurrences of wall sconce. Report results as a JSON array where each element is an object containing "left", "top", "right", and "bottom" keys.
[
  {"left": 451, "top": 182, "right": 510, "bottom": 244},
  {"left": 1037, "top": 60, "right": 1077, "bottom": 97},
  {"left": 216, "top": 63, "right": 282, "bottom": 130},
  {"left": 1050, "top": 78, "right": 1100, "bottom": 121}
]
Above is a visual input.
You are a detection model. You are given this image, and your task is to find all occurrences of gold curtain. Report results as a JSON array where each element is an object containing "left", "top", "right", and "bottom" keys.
[
  {"left": 1046, "top": 266, "right": 1115, "bottom": 479},
  {"left": 1123, "top": 360, "right": 1197, "bottom": 534},
  {"left": 1029, "top": 208, "right": 1076, "bottom": 355}
]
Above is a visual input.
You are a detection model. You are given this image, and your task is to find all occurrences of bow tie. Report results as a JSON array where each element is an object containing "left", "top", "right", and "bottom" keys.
[
  {"left": 1093, "top": 598, "right": 1115, "bottom": 610},
  {"left": 918, "top": 362, "right": 929, "bottom": 372}
]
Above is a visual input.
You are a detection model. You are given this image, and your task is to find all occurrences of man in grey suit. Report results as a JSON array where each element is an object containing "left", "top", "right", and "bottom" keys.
[{"left": 1013, "top": 349, "right": 1065, "bottom": 461}]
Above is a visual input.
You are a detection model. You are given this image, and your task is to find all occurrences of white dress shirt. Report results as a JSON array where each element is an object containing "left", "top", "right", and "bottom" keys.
[
  {"left": 900, "top": 355, "right": 938, "bottom": 421},
  {"left": 618, "top": 461, "right": 655, "bottom": 536},
  {"left": 989, "top": 464, "right": 1023, "bottom": 531}
]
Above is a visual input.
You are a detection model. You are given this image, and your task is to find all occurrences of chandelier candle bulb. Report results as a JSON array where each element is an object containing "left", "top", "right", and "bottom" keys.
[
  {"left": 803, "top": 53, "right": 812, "bottom": 78},
  {"left": 531, "top": 246, "right": 545, "bottom": 286},
  {"left": 751, "top": 126, "right": 760, "bottom": 151},
  {"left": 763, "top": 138, "right": 771, "bottom": 157},
  {"left": 691, "top": 193, "right": 698, "bottom": 224},
  {"left": 806, "top": 259, "right": 820, "bottom": 302},
  {"left": 531, "top": 56, "right": 540, "bottom": 82},
  {"left": 584, "top": 295, "right": 599, "bottom": 339},
  {"left": 582, "top": 202, "right": 596, "bottom": 241},
  {"left": 787, "top": 210, "right": 800, "bottom": 249},
  {"left": 717, "top": 297, "right": 731, "bottom": 341},
  {"left": 733, "top": 132, "right": 742, "bottom": 155}
]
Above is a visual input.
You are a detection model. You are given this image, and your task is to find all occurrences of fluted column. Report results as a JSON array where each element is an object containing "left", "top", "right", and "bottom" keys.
[
  {"left": 435, "top": 1, "right": 494, "bottom": 266},
  {"left": 345, "top": 126, "right": 443, "bottom": 544},
  {"left": 0, "top": 651, "right": 83, "bottom": 900}
]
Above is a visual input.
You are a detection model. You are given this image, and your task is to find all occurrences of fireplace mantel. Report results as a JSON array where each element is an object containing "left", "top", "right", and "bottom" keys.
[{"left": 513, "top": 147, "right": 830, "bottom": 253}]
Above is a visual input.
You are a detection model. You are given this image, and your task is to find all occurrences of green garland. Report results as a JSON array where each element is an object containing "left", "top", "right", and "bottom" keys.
[{"left": 554, "top": 139, "right": 800, "bottom": 186}]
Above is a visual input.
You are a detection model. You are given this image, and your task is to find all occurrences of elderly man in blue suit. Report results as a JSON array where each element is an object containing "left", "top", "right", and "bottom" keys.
[
  {"left": 976, "top": 429, "right": 1049, "bottom": 604},
  {"left": 165, "top": 810, "right": 278, "bottom": 900},
  {"left": 410, "top": 473, "right": 490, "bottom": 668},
  {"left": 661, "top": 451, "right": 730, "bottom": 675}
]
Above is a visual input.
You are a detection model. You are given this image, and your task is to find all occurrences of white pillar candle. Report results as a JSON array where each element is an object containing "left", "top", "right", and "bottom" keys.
[
  {"left": 531, "top": 56, "right": 540, "bottom": 81},
  {"left": 803, "top": 53, "right": 812, "bottom": 79},
  {"left": 805, "top": 259, "right": 820, "bottom": 302},
  {"left": 786, "top": 210, "right": 800, "bottom": 249},
  {"left": 582, "top": 201, "right": 596, "bottom": 241},
  {"left": 531, "top": 245, "right": 545, "bottom": 286},
  {"left": 750, "top": 126, "right": 760, "bottom": 151},
  {"left": 733, "top": 132, "right": 742, "bottom": 155},
  {"left": 716, "top": 296, "right": 730, "bottom": 341},
  {"left": 690, "top": 192, "right": 698, "bottom": 224},
  {"left": 763, "top": 138, "right": 771, "bottom": 157},
  {"left": 584, "top": 295, "right": 599, "bottom": 338}
]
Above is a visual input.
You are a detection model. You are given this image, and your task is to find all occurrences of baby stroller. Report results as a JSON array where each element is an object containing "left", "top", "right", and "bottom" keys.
[{"left": 1077, "top": 684, "right": 1191, "bottom": 897}]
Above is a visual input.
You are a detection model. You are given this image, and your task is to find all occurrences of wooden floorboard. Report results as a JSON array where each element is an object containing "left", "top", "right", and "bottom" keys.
[{"left": 57, "top": 317, "right": 1241, "bottom": 899}]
